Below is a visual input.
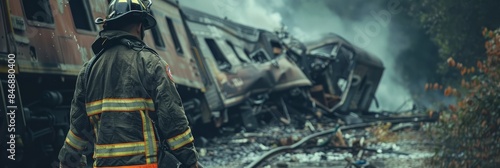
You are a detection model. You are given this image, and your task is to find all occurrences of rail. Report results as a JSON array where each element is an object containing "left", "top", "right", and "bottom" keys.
[{"left": 245, "top": 115, "right": 438, "bottom": 168}]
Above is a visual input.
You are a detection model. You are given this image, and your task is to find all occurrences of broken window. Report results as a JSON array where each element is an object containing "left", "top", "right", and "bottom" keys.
[
  {"left": 69, "top": 0, "right": 96, "bottom": 31},
  {"left": 226, "top": 41, "right": 248, "bottom": 63},
  {"left": 206, "top": 39, "right": 231, "bottom": 71},
  {"left": 310, "top": 44, "right": 339, "bottom": 58},
  {"left": 249, "top": 49, "right": 269, "bottom": 64},
  {"left": 166, "top": 17, "right": 183, "bottom": 54},
  {"left": 270, "top": 40, "right": 283, "bottom": 58},
  {"left": 22, "top": 0, "right": 54, "bottom": 24},
  {"left": 336, "top": 46, "right": 355, "bottom": 74}
]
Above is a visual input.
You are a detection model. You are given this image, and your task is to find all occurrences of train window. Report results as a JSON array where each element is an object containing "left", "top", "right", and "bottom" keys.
[
  {"left": 310, "top": 44, "right": 336, "bottom": 58},
  {"left": 165, "top": 17, "right": 183, "bottom": 54},
  {"left": 235, "top": 47, "right": 251, "bottom": 63},
  {"left": 22, "top": 0, "right": 54, "bottom": 24},
  {"left": 249, "top": 49, "right": 269, "bottom": 64},
  {"left": 226, "top": 41, "right": 248, "bottom": 63},
  {"left": 338, "top": 46, "right": 354, "bottom": 60},
  {"left": 69, "top": 0, "right": 96, "bottom": 31},
  {"left": 151, "top": 25, "right": 166, "bottom": 48},
  {"left": 206, "top": 39, "right": 231, "bottom": 71},
  {"left": 270, "top": 40, "right": 283, "bottom": 58},
  {"left": 150, "top": 12, "right": 166, "bottom": 48}
]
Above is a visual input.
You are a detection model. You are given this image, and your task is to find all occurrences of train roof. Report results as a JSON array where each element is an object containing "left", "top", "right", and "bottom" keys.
[
  {"left": 305, "top": 33, "right": 384, "bottom": 69},
  {"left": 180, "top": 6, "right": 263, "bottom": 42}
]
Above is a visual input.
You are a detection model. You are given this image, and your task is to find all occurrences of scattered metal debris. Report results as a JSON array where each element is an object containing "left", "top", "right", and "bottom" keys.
[{"left": 198, "top": 112, "right": 438, "bottom": 168}]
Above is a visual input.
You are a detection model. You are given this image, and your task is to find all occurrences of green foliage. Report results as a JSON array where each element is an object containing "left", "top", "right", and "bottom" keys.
[
  {"left": 407, "top": 0, "right": 500, "bottom": 76},
  {"left": 426, "top": 28, "right": 500, "bottom": 168},
  {"left": 407, "top": 1, "right": 500, "bottom": 166}
]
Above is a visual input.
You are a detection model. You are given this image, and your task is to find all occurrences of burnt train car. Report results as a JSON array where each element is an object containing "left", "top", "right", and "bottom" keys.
[
  {"left": 297, "top": 33, "right": 384, "bottom": 116},
  {"left": 180, "top": 7, "right": 312, "bottom": 131},
  {"left": 1, "top": 0, "right": 384, "bottom": 167}
]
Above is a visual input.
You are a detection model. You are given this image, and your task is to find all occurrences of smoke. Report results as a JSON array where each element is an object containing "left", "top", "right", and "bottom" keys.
[
  {"left": 179, "top": 0, "right": 283, "bottom": 31},
  {"left": 179, "top": 0, "right": 443, "bottom": 111}
]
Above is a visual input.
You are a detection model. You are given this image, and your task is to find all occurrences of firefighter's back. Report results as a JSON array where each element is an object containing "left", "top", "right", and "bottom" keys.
[{"left": 86, "top": 39, "right": 160, "bottom": 167}]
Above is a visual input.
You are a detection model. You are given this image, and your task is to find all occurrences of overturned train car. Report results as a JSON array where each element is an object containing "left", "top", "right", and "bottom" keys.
[
  {"left": 304, "top": 33, "right": 384, "bottom": 114},
  {"left": 0, "top": 0, "right": 383, "bottom": 167}
]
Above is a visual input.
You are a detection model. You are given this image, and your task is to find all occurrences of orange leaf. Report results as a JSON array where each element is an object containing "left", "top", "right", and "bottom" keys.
[
  {"left": 447, "top": 57, "right": 456, "bottom": 67},
  {"left": 444, "top": 86, "right": 452, "bottom": 96},
  {"left": 461, "top": 68, "right": 467, "bottom": 76}
]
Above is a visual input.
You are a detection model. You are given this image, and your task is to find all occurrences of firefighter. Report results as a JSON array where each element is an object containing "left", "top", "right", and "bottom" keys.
[{"left": 58, "top": 0, "right": 200, "bottom": 167}]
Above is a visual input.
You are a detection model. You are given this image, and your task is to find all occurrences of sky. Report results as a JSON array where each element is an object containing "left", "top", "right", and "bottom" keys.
[{"left": 179, "top": 0, "right": 420, "bottom": 111}]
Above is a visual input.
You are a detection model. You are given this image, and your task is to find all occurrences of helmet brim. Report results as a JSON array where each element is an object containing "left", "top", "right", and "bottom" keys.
[{"left": 101, "top": 11, "right": 157, "bottom": 30}]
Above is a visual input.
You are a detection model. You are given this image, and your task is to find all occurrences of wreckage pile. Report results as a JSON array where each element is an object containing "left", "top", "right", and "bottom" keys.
[{"left": 197, "top": 112, "right": 438, "bottom": 168}]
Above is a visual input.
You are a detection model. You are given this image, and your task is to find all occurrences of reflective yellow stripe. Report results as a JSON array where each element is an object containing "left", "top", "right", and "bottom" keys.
[
  {"left": 89, "top": 115, "right": 100, "bottom": 141},
  {"left": 167, "top": 128, "right": 194, "bottom": 150},
  {"left": 131, "top": 0, "right": 146, "bottom": 9},
  {"left": 86, "top": 98, "right": 155, "bottom": 116},
  {"left": 65, "top": 130, "right": 88, "bottom": 150},
  {"left": 94, "top": 141, "right": 146, "bottom": 158},
  {"left": 140, "top": 111, "right": 157, "bottom": 164}
]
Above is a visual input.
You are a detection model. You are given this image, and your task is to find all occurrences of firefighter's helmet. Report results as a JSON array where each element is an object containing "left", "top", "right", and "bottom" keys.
[{"left": 95, "top": 0, "right": 156, "bottom": 30}]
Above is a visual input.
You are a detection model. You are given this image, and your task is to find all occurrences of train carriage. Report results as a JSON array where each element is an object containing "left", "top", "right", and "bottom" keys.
[{"left": 0, "top": 0, "right": 209, "bottom": 167}]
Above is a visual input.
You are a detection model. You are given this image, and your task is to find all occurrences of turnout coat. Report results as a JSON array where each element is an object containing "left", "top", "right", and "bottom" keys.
[{"left": 58, "top": 30, "right": 198, "bottom": 168}]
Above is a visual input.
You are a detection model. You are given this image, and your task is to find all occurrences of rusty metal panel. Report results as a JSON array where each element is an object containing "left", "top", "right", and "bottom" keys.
[
  {"left": 58, "top": 36, "right": 80, "bottom": 65},
  {"left": 32, "top": 29, "right": 62, "bottom": 64},
  {"left": 147, "top": 3, "right": 204, "bottom": 90}
]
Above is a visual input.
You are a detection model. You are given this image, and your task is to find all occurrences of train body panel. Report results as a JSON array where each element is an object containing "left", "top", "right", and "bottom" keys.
[
  {"left": 182, "top": 7, "right": 311, "bottom": 110},
  {"left": 145, "top": 2, "right": 204, "bottom": 89}
]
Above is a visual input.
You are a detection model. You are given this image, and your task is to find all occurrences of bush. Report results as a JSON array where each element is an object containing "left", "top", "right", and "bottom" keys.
[{"left": 426, "top": 28, "right": 500, "bottom": 167}]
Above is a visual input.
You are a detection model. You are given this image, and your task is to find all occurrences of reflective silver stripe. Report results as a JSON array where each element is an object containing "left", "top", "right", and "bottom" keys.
[
  {"left": 141, "top": 110, "right": 158, "bottom": 163},
  {"left": 94, "top": 141, "right": 146, "bottom": 158},
  {"left": 65, "top": 130, "right": 88, "bottom": 150},
  {"left": 86, "top": 98, "right": 155, "bottom": 116},
  {"left": 167, "top": 128, "right": 194, "bottom": 150}
]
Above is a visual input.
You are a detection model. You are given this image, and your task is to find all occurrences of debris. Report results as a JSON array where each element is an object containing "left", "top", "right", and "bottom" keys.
[
  {"left": 199, "top": 148, "right": 207, "bottom": 157},
  {"left": 305, "top": 120, "right": 315, "bottom": 132}
]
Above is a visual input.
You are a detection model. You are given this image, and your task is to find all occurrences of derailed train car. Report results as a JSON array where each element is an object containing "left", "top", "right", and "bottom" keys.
[
  {"left": 302, "top": 33, "right": 384, "bottom": 115},
  {"left": 0, "top": 0, "right": 383, "bottom": 167},
  {"left": 180, "top": 7, "right": 312, "bottom": 131},
  {"left": 279, "top": 32, "right": 385, "bottom": 122}
]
